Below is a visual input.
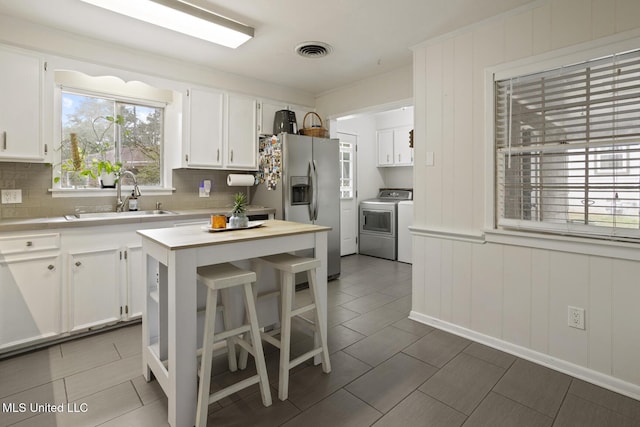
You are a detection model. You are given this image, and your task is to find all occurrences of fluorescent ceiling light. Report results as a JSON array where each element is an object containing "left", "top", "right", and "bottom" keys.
[{"left": 80, "top": 0, "right": 254, "bottom": 48}]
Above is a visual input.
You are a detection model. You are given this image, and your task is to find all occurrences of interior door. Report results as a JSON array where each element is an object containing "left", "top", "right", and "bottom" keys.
[{"left": 338, "top": 133, "right": 357, "bottom": 255}]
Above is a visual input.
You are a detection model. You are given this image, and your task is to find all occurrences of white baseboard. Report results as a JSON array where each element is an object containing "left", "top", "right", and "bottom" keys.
[{"left": 409, "top": 311, "right": 640, "bottom": 402}]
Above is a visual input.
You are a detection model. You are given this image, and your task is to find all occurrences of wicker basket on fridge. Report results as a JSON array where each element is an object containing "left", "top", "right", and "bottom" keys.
[{"left": 300, "top": 112, "right": 329, "bottom": 138}]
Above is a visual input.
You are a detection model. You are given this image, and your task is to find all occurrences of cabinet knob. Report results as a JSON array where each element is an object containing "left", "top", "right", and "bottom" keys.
[
  {"left": 217, "top": 149, "right": 220, "bottom": 162},
  {"left": 25, "top": 241, "right": 33, "bottom": 247},
  {"left": 230, "top": 149, "right": 234, "bottom": 162},
  {"left": 75, "top": 261, "right": 82, "bottom": 267},
  {"left": 48, "top": 264, "right": 55, "bottom": 271}
]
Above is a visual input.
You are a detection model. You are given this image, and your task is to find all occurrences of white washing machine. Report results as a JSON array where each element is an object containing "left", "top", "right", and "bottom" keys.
[{"left": 397, "top": 200, "right": 413, "bottom": 264}]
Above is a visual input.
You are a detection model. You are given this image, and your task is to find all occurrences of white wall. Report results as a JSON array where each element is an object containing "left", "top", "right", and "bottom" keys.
[
  {"left": 315, "top": 65, "right": 412, "bottom": 120},
  {"left": 411, "top": 0, "right": 640, "bottom": 399}
]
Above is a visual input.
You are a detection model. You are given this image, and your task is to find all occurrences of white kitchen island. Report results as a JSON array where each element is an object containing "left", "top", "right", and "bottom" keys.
[{"left": 137, "top": 219, "right": 330, "bottom": 427}]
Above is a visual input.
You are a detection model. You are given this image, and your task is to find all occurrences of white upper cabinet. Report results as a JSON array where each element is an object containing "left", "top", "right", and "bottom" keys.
[
  {"left": 377, "top": 129, "right": 394, "bottom": 166},
  {"left": 0, "top": 46, "right": 45, "bottom": 161},
  {"left": 258, "top": 100, "right": 288, "bottom": 136},
  {"left": 225, "top": 93, "right": 258, "bottom": 170},
  {"left": 184, "top": 89, "right": 258, "bottom": 170},
  {"left": 377, "top": 125, "right": 413, "bottom": 167},
  {"left": 184, "top": 88, "right": 224, "bottom": 168},
  {"left": 393, "top": 126, "right": 413, "bottom": 165}
]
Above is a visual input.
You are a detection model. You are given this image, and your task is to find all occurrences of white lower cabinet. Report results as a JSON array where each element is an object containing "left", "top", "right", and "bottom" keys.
[
  {"left": 68, "top": 247, "right": 121, "bottom": 332},
  {"left": 0, "top": 253, "right": 61, "bottom": 350},
  {"left": 125, "top": 245, "right": 144, "bottom": 320}
]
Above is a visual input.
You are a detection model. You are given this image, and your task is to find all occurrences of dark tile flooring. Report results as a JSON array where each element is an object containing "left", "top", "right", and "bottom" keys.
[{"left": 2, "top": 255, "right": 640, "bottom": 426}]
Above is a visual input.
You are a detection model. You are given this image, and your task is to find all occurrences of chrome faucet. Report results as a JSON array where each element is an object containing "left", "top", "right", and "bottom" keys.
[{"left": 116, "top": 170, "right": 141, "bottom": 212}]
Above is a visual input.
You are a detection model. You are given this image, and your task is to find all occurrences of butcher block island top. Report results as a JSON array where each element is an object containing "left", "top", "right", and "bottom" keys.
[{"left": 136, "top": 219, "right": 331, "bottom": 250}]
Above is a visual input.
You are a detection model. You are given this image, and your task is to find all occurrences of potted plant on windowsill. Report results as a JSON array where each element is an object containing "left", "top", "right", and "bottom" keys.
[
  {"left": 54, "top": 115, "right": 128, "bottom": 188},
  {"left": 92, "top": 159, "right": 122, "bottom": 188},
  {"left": 228, "top": 192, "right": 249, "bottom": 228}
]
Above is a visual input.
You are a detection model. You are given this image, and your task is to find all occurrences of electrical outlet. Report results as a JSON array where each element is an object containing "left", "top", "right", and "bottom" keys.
[
  {"left": 1, "top": 189, "right": 22, "bottom": 204},
  {"left": 568, "top": 306, "right": 585, "bottom": 330}
]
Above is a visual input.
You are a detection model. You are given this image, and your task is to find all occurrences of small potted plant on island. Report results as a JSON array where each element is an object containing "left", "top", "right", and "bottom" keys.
[{"left": 228, "top": 192, "right": 249, "bottom": 228}]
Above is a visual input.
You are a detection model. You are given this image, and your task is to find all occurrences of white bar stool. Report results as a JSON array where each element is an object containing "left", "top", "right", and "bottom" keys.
[
  {"left": 195, "top": 263, "right": 272, "bottom": 427},
  {"left": 253, "top": 253, "right": 332, "bottom": 401}
]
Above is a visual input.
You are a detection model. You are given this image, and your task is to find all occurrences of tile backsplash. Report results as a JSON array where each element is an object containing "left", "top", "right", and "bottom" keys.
[{"left": 0, "top": 162, "right": 253, "bottom": 220}]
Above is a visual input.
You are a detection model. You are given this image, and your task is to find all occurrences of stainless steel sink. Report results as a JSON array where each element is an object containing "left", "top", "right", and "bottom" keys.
[{"left": 64, "top": 210, "right": 177, "bottom": 221}]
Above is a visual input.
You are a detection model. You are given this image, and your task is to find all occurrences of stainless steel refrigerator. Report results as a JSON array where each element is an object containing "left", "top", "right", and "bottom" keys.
[{"left": 252, "top": 133, "right": 341, "bottom": 280}]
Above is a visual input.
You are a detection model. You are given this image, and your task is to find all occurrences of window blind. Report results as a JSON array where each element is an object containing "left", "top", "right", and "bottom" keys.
[{"left": 495, "top": 49, "right": 640, "bottom": 241}]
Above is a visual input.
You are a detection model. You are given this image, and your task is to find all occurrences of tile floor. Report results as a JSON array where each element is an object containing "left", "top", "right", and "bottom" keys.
[{"left": 2, "top": 254, "right": 640, "bottom": 426}]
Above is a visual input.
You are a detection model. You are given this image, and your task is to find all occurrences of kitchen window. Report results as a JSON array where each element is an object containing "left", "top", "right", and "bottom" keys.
[
  {"left": 58, "top": 91, "right": 164, "bottom": 188},
  {"left": 339, "top": 141, "right": 354, "bottom": 199},
  {"left": 495, "top": 49, "right": 640, "bottom": 241},
  {"left": 54, "top": 70, "right": 172, "bottom": 191}
]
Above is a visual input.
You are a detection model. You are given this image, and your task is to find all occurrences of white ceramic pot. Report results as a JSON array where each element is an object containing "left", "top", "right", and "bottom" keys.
[{"left": 100, "top": 172, "right": 117, "bottom": 188}]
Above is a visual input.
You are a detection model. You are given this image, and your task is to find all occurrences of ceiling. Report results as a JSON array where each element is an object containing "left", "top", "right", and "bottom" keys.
[{"left": 0, "top": 0, "right": 536, "bottom": 96}]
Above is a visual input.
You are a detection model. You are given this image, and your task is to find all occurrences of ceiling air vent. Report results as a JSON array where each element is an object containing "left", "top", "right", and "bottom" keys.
[{"left": 295, "top": 41, "right": 332, "bottom": 58}]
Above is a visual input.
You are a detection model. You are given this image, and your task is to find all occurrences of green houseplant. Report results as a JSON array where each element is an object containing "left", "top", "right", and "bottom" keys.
[
  {"left": 228, "top": 192, "right": 249, "bottom": 228},
  {"left": 54, "top": 115, "right": 127, "bottom": 188}
]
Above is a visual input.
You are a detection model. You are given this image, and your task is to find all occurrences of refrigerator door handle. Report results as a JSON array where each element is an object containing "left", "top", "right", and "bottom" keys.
[
  {"left": 307, "top": 161, "right": 315, "bottom": 221},
  {"left": 312, "top": 160, "right": 319, "bottom": 220}
]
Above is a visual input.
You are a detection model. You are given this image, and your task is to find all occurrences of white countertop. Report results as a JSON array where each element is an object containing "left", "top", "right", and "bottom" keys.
[{"left": 0, "top": 206, "right": 275, "bottom": 232}]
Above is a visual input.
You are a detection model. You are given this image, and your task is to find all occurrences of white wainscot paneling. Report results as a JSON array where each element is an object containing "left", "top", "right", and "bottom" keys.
[
  {"left": 502, "top": 246, "right": 532, "bottom": 347},
  {"left": 439, "top": 240, "right": 453, "bottom": 322},
  {"left": 424, "top": 237, "right": 442, "bottom": 318},
  {"left": 450, "top": 241, "right": 472, "bottom": 328},
  {"left": 470, "top": 243, "right": 503, "bottom": 337},
  {"left": 411, "top": 234, "right": 426, "bottom": 313},
  {"left": 612, "top": 259, "right": 640, "bottom": 385},
  {"left": 548, "top": 252, "right": 589, "bottom": 366},
  {"left": 530, "top": 248, "right": 550, "bottom": 353},
  {"left": 588, "top": 256, "right": 613, "bottom": 375}
]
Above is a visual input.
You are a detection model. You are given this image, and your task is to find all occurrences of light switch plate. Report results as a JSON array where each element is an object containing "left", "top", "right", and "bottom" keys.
[
  {"left": 1, "top": 189, "right": 22, "bottom": 204},
  {"left": 426, "top": 152, "right": 435, "bottom": 166}
]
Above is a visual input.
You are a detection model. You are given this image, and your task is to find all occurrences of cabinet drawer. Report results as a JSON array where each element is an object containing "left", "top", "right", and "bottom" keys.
[{"left": 0, "top": 233, "right": 60, "bottom": 254}]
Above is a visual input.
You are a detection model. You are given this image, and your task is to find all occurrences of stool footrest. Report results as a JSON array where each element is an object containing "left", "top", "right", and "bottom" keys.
[
  {"left": 261, "top": 332, "right": 281, "bottom": 349},
  {"left": 235, "top": 336, "right": 256, "bottom": 356},
  {"left": 214, "top": 325, "right": 250, "bottom": 343},
  {"left": 291, "top": 303, "right": 315, "bottom": 318},
  {"left": 289, "top": 347, "right": 323, "bottom": 369},
  {"left": 207, "top": 375, "right": 261, "bottom": 404},
  {"left": 258, "top": 290, "right": 281, "bottom": 300}
]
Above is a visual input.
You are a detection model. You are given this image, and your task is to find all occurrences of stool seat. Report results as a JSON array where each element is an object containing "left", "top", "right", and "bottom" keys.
[
  {"left": 198, "top": 263, "right": 256, "bottom": 289},
  {"left": 195, "top": 263, "right": 271, "bottom": 427},
  {"left": 260, "top": 253, "right": 321, "bottom": 274}
]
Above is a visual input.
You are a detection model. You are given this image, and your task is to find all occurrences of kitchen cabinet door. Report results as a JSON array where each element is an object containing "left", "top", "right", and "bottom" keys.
[
  {"left": 125, "top": 245, "right": 144, "bottom": 320},
  {"left": 68, "top": 248, "right": 121, "bottom": 332},
  {"left": 259, "top": 100, "right": 288, "bottom": 135},
  {"left": 0, "top": 46, "right": 44, "bottom": 161},
  {"left": 394, "top": 126, "right": 413, "bottom": 165},
  {"left": 226, "top": 93, "right": 258, "bottom": 169},
  {"left": 185, "top": 88, "right": 224, "bottom": 167},
  {"left": 377, "top": 129, "right": 394, "bottom": 166},
  {"left": 0, "top": 254, "right": 61, "bottom": 350}
]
